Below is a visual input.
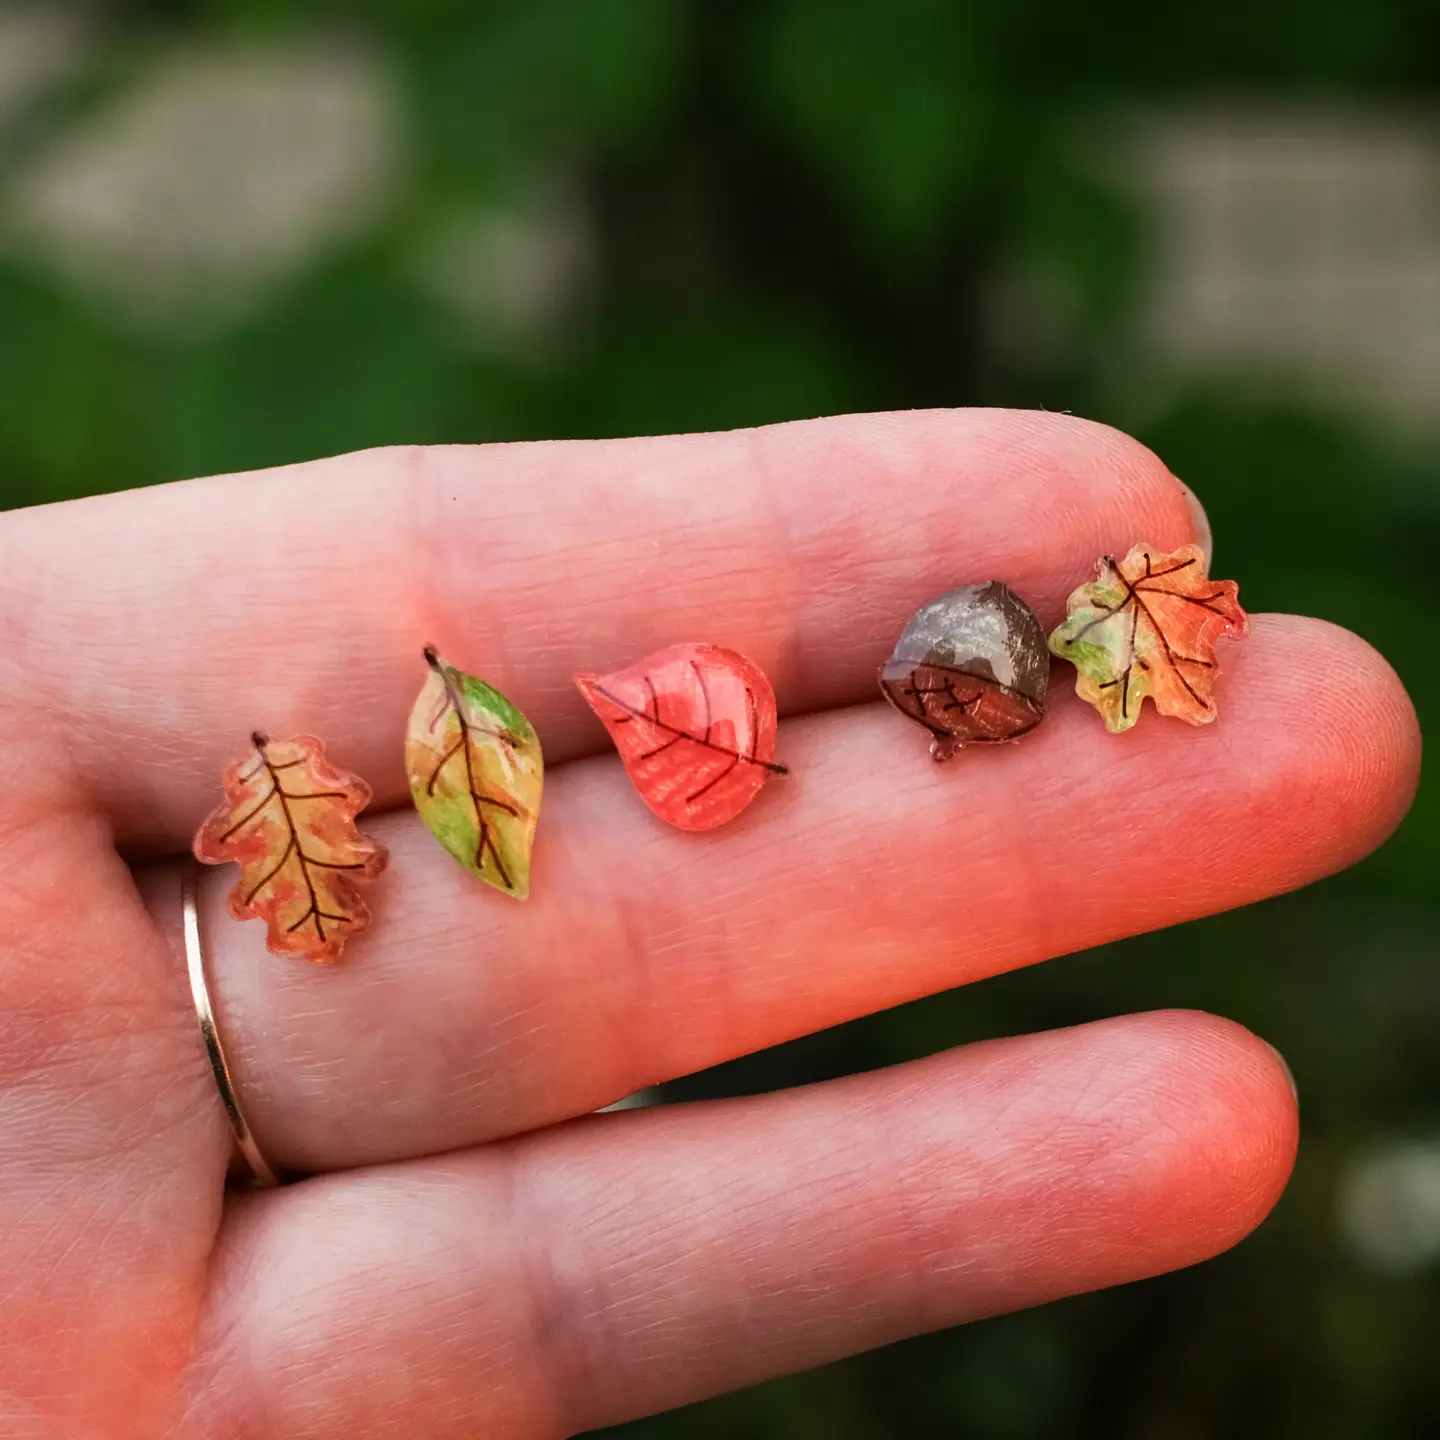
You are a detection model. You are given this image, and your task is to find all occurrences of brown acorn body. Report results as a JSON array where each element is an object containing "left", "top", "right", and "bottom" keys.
[{"left": 879, "top": 581, "right": 1049, "bottom": 760}]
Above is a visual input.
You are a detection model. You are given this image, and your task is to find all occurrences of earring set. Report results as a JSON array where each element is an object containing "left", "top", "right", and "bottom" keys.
[
  {"left": 195, "top": 539, "right": 1246, "bottom": 963},
  {"left": 191, "top": 641, "right": 786, "bottom": 964},
  {"left": 880, "top": 539, "right": 1247, "bottom": 757}
]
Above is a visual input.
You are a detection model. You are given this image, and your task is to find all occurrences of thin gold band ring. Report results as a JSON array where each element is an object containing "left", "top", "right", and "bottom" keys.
[{"left": 182, "top": 862, "right": 281, "bottom": 1188}]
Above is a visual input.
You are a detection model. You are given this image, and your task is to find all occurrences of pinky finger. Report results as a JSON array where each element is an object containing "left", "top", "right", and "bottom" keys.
[{"left": 192, "top": 1010, "right": 1297, "bottom": 1439}]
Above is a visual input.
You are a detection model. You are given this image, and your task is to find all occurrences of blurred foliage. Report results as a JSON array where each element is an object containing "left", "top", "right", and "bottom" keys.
[{"left": 0, "top": 0, "right": 1434, "bottom": 1435}]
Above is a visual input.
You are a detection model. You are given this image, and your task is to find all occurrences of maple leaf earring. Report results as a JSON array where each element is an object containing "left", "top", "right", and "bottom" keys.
[
  {"left": 880, "top": 582, "right": 1049, "bottom": 759},
  {"left": 405, "top": 647, "right": 544, "bottom": 898},
  {"left": 1048, "top": 542, "right": 1248, "bottom": 732},
  {"left": 575, "top": 643, "right": 786, "bottom": 830},
  {"left": 193, "top": 733, "right": 388, "bottom": 964}
]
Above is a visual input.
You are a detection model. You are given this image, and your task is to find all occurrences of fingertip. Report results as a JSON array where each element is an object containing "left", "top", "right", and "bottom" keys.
[
  {"left": 984, "top": 411, "right": 1201, "bottom": 588},
  {"left": 1082, "top": 1010, "right": 1300, "bottom": 1265},
  {"left": 1034, "top": 614, "right": 1419, "bottom": 924},
  {"left": 977, "top": 410, "right": 1203, "bottom": 619},
  {"left": 1314, "top": 616, "right": 1420, "bottom": 826},
  {"left": 1174, "top": 476, "right": 1214, "bottom": 567},
  {"left": 761, "top": 408, "right": 1201, "bottom": 621},
  {"left": 1189, "top": 1012, "right": 1301, "bottom": 1253},
  {"left": 1159, "top": 1008, "right": 1301, "bottom": 1176},
  {"left": 1235, "top": 615, "right": 1421, "bottom": 871}
]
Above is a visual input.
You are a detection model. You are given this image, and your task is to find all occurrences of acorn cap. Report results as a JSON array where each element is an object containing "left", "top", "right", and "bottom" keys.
[{"left": 887, "top": 581, "right": 1049, "bottom": 704}]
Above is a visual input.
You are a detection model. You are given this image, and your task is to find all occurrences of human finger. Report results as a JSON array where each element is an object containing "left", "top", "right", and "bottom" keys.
[
  {"left": 135, "top": 614, "right": 1417, "bottom": 1171},
  {"left": 183, "top": 1010, "right": 1298, "bottom": 1438},
  {"left": 0, "top": 409, "right": 1195, "bottom": 850}
]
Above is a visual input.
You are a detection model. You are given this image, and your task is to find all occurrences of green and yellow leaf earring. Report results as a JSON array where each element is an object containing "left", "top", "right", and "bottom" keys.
[{"left": 405, "top": 646, "right": 543, "bottom": 899}]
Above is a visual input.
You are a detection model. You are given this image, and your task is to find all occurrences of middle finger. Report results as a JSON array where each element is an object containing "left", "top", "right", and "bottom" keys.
[{"left": 138, "top": 615, "right": 1415, "bottom": 1171}]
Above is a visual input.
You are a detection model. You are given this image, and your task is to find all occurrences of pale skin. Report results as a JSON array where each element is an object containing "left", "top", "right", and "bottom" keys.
[{"left": 0, "top": 410, "right": 1420, "bottom": 1438}]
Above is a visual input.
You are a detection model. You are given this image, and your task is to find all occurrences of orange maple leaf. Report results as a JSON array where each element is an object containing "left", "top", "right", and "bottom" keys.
[
  {"left": 1048, "top": 543, "right": 1249, "bottom": 732},
  {"left": 193, "top": 733, "right": 387, "bottom": 963}
]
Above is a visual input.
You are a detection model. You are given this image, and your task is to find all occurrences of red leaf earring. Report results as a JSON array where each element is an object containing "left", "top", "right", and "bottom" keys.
[{"left": 575, "top": 643, "right": 787, "bottom": 831}]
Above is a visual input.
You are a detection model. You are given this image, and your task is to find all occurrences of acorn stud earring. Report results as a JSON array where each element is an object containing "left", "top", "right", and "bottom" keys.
[
  {"left": 879, "top": 582, "right": 1049, "bottom": 759},
  {"left": 405, "top": 647, "right": 543, "bottom": 898},
  {"left": 193, "top": 732, "right": 388, "bottom": 963}
]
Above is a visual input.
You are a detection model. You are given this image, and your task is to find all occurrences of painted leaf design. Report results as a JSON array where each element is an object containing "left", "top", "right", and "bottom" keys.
[
  {"left": 406, "top": 647, "right": 543, "bottom": 899},
  {"left": 193, "top": 733, "right": 387, "bottom": 964},
  {"left": 575, "top": 643, "right": 787, "bottom": 832},
  {"left": 878, "top": 581, "right": 1049, "bottom": 760},
  {"left": 1048, "top": 542, "right": 1249, "bottom": 733}
]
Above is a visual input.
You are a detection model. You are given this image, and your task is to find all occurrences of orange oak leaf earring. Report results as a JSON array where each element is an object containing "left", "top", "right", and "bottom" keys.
[
  {"left": 1048, "top": 542, "right": 1248, "bottom": 732},
  {"left": 405, "top": 647, "right": 544, "bottom": 899},
  {"left": 193, "top": 733, "right": 388, "bottom": 964},
  {"left": 575, "top": 643, "right": 786, "bottom": 831}
]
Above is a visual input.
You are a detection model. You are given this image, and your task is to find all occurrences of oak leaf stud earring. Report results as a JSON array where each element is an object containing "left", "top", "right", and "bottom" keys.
[
  {"left": 1048, "top": 542, "right": 1248, "bottom": 733},
  {"left": 879, "top": 581, "right": 1049, "bottom": 759},
  {"left": 575, "top": 642, "right": 786, "bottom": 831},
  {"left": 193, "top": 732, "right": 388, "bottom": 964},
  {"left": 406, "top": 647, "right": 543, "bottom": 898}
]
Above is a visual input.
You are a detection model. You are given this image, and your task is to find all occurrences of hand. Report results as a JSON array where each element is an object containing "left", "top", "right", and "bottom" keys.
[{"left": 0, "top": 410, "right": 1418, "bottom": 1438}]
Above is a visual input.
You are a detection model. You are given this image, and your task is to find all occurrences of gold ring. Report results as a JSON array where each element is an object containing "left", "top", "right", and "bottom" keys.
[{"left": 182, "top": 861, "right": 281, "bottom": 1188}]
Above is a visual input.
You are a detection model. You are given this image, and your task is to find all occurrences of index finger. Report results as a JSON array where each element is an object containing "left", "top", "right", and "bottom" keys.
[{"left": 0, "top": 409, "right": 1196, "bottom": 850}]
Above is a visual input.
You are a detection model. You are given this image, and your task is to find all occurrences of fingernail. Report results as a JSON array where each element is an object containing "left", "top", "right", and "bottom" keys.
[
  {"left": 1175, "top": 476, "right": 1213, "bottom": 567},
  {"left": 1265, "top": 1042, "right": 1299, "bottom": 1102}
]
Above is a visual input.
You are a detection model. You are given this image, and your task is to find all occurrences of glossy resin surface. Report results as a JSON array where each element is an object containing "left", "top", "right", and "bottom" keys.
[
  {"left": 576, "top": 643, "right": 786, "bottom": 831},
  {"left": 193, "top": 733, "right": 387, "bottom": 963},
  {"left": 879, "top": 581, "right": 1049, "bottom": 760}
]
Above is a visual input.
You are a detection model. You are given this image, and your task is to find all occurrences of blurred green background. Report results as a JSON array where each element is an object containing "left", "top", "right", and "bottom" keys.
[{"left": 0, "top": 0, "right": 1434, "bottom": 1434}]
